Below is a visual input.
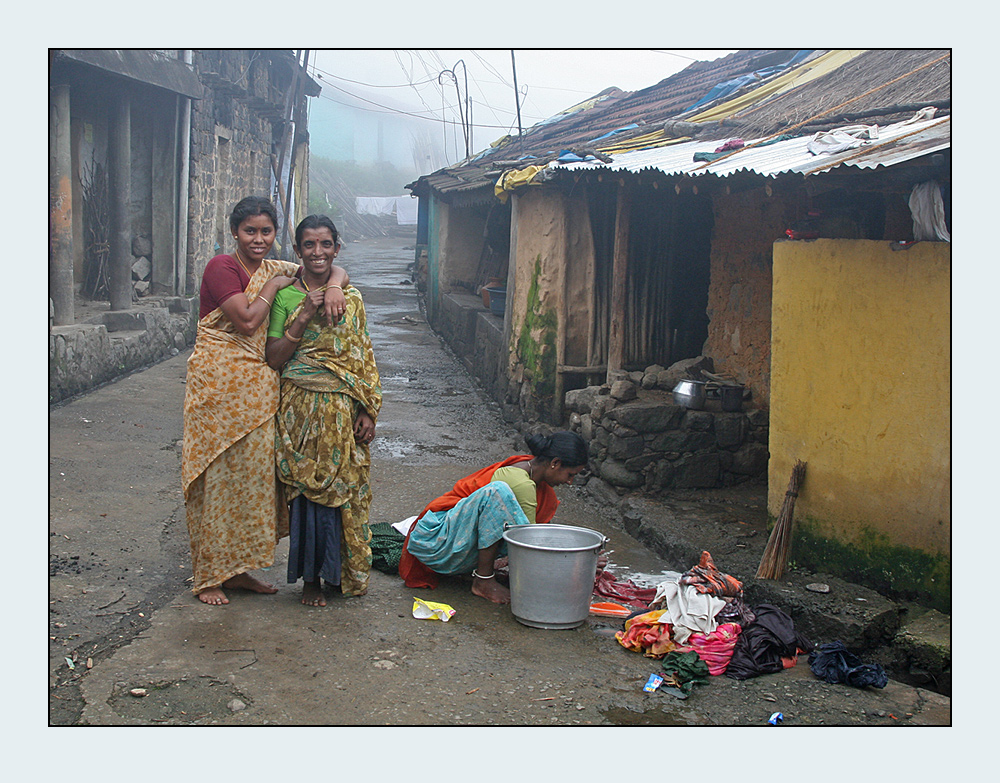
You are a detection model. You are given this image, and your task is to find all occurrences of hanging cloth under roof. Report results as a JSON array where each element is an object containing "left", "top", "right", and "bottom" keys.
[
  {"left": 686, "top": 50, "right": 865, "bottom": 123},
  {"left": 494, "top": 164, "right": 549, "bottom": 204}
]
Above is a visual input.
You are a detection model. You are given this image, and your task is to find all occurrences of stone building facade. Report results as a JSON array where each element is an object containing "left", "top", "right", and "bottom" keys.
[{"left": 48, "top": 49, "right": 318, "bottom": 404}]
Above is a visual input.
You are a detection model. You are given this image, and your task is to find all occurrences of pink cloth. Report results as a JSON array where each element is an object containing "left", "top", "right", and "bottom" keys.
[
  {"left": 685, "top": 623, "right": 742, "bottom": 675},
  {"left": 715, "top": 138, "right": 745, "bottom": 152}
]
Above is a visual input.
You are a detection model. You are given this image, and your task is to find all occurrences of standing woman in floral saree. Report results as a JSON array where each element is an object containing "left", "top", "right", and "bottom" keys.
[
  {"left": 266, "top": 215, "right": 382, "bottom": 606},
  {"left": 182, "top": 197, "right": 350, "bottom": 606}
]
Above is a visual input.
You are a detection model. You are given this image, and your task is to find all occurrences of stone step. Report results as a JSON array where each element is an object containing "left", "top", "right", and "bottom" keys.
[{"left": 890, "top": 609, "right": 951, "bottom": 694}]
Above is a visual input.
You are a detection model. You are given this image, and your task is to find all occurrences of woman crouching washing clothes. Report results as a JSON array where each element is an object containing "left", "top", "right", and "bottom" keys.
[{"left": 399, "top": 431, "right": 595, "bottom": 604}]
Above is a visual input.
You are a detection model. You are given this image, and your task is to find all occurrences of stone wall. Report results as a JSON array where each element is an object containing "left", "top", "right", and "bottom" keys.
[
  {"left": 565, "top": 374, "right": 769, "bottom": 493},
  {"left": 185, "top": 50, "right": 294, "bottom": 292},
  {"left": 429, "top": 283, "right": 770, "bottom": 494},
  {"left": 49, "top": 297, "right": 198, "bottom": 404},
  {"left": 433, "top": 291, "right": 509, "bottom": 409}
]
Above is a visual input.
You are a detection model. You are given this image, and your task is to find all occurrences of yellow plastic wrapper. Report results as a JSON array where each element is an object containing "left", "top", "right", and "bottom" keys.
[{"left": 412, "top": 597, "right": 456, "bottom": 622}]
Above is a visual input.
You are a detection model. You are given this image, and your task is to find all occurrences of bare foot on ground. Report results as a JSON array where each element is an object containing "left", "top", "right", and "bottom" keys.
[
  {"left": 197, "top": 586, "right": 229, "bottom": 605},
  {"left": 301, "top": 580, "right": 327, "bottom": 607},
  {"left": 223, "top": 572, "right": 278, "bottom": 594},
  {"left": 471, "top": 575, "right": 510, "bottom": 604}
]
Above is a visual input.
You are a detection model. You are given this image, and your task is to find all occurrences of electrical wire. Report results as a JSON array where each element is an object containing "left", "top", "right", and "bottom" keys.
[
  {"left": 311, "top": 76, "right": 519, "bottom": 130},
  {"left": 309, "top": 60, "right": 437, "bottom": 88},
  {"left": 650, "top": 50, "right": 700, "bottom": 61}
]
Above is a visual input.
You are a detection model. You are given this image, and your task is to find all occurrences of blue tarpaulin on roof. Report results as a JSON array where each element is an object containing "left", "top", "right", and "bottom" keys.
[
  {"left": 589, "top": 123, "right": 639, "bottom": 144},
  {"left": 684, "top": 50, "right": 814, "bottom": 112}
]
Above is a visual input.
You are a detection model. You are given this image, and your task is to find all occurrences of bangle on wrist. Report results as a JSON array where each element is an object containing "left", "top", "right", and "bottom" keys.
[
  {"left": 328, "top": 284, "right": 343, "bottom": 291},
  {"left": 284, "top": 331, "right": 302, "bottom": 343},
  {"left": 257, "top": 295, "right": 272, "bottom": 307}
]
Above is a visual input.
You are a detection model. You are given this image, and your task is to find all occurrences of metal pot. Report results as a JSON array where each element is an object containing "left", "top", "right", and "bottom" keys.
[
  {"left": 502, "top": 524, "right": 608, "bottom": 629},
  {"left": 672, "top": 379, "right": 707, "bottom": 410},
  {"left": 719, "top": 384, "right": 744, "bottom": 412}
]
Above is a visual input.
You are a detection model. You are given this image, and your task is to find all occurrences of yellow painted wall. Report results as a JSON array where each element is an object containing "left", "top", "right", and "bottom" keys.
[{"left": 769, "top": 239, "right": 950, "bottom": 558}]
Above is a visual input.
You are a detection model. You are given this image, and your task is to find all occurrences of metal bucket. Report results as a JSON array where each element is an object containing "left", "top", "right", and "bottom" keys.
[{"left": 502, "top": 524, "right": 608, "bottom": 629}]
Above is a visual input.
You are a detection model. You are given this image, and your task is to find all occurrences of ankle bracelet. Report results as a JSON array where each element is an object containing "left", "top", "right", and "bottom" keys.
[{"left": 472, "top": 569, "right": 494, "bottom": 579}]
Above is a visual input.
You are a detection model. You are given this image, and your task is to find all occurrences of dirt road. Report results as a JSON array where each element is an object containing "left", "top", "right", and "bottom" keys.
[{"left": 48, "top": 236, "right": 950, "bottom": 736}]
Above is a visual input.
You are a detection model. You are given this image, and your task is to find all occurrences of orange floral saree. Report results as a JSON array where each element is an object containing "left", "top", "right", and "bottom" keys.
[{"left": 181, "top": 258, "right": 298, "bottom": 593}]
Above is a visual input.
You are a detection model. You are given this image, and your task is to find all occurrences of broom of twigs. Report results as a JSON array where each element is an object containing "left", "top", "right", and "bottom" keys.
[{"left": 756, "top": 460, "right": 807, "bottom": 580}]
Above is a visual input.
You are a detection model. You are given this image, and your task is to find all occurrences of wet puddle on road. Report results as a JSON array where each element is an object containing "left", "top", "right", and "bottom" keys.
[
  {"left": 601, "top": 705, "right": 690, "bottom": 726},
  {"left": 606, "top": 565, "right": 682, "bottom": 589},
  {"left": 370, "top": 439, "right": 462, "bottom": 460}
]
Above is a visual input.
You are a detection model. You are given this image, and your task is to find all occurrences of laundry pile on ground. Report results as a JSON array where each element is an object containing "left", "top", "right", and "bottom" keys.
[{"left": 600, "top": 550, "right": 887, "bottom": 689}]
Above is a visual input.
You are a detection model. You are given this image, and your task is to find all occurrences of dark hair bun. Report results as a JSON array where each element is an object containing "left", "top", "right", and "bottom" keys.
[
  {"left": 524, "top": 433, "right": 551, "bottom": 457},
  {"left": 524, "top": 430, "right": 588, "bottom": 467}
]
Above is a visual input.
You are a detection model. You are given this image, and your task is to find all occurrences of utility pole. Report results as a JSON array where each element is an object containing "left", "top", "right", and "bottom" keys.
[{"left": 511, "top": 50, "right": 523, "bottom": 148}]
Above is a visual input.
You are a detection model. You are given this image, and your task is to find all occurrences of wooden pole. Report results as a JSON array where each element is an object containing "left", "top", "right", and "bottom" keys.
[
  {"left": 606, "top": 181, "right": 630, "bottom": 384},
  {"left": 281, "top": 49, "right": 309, "bottom": 252},
  {"left": 108, "top": 93, "right": 133, "bottom": 311},
  {"left": 176, "top": 52, "right": 193, "bottom": 295},
  {"left": 555, "top": 195, "right": 568, "bottom": 423},
  {"left": 274, "top": 50, "right": 303, "bottom": 258}
]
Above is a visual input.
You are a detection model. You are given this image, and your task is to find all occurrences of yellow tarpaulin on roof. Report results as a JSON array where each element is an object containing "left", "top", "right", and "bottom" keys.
[
  {"left": 494, "top": 165, "right": 547, "bottom": 203},
  {"left": 597, "top": 130, "right": 692, "bottom": 155},
  {"left": 686, "top": 50, "right": 867, "bottom": 123}
]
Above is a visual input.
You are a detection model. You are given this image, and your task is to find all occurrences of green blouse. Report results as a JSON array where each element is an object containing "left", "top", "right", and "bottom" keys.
[
  {"left": 491, "top": 464, "right": 538, "bottom": 523},
  {"left": 266, "top": 285, "right": 307, "bottom": 339}
]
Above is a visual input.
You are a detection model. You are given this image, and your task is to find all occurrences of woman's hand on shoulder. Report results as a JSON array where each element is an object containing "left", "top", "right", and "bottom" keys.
[
  {"left": 322, "top": 284, "right": 347, "bottom": 324},
  {"left": 272, "top": 275, "right": 297, "bottom": 290}
]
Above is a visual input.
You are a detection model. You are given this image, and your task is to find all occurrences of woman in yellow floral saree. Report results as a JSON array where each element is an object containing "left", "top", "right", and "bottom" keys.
[
  {"left": 266, "top": 215, "right": 382, "bottom": 606},
  {"left": 182, "top": 197, "right": 350, "bottom": 606}
]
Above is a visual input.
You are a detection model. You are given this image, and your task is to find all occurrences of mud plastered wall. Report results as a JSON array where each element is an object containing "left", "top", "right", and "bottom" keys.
[
  {"left": 705, "top": 186, "right": 787, "bottom": 408},
  {"left": 508, "top": 188, "right": 567, "bottom": 419}
]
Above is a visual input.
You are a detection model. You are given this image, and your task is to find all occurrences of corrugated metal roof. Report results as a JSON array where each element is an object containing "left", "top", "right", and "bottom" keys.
[{"left": 557, "top": 116, "right": 950, "bottom": 179}]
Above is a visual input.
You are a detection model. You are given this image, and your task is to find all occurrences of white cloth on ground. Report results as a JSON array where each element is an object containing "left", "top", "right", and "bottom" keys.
[
  {"left": 392, "top": 515, "right": 418, "bottom": 536},
  {"left": 650, "top": 576, "right": 727, "bottom": 645}
]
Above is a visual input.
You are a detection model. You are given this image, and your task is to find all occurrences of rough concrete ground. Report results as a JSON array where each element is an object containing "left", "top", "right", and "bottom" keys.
[{"left": 46, "top": 236, "right": 955, "bottom": 748}]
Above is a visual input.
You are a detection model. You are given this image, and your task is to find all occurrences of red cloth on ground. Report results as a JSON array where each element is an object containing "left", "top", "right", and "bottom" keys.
[
  {"left": 398, "top": 455, "right": 560, "bottom": 589},
  {"left": 592, "top": 571, "right": 658, "bottom": 609}
]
